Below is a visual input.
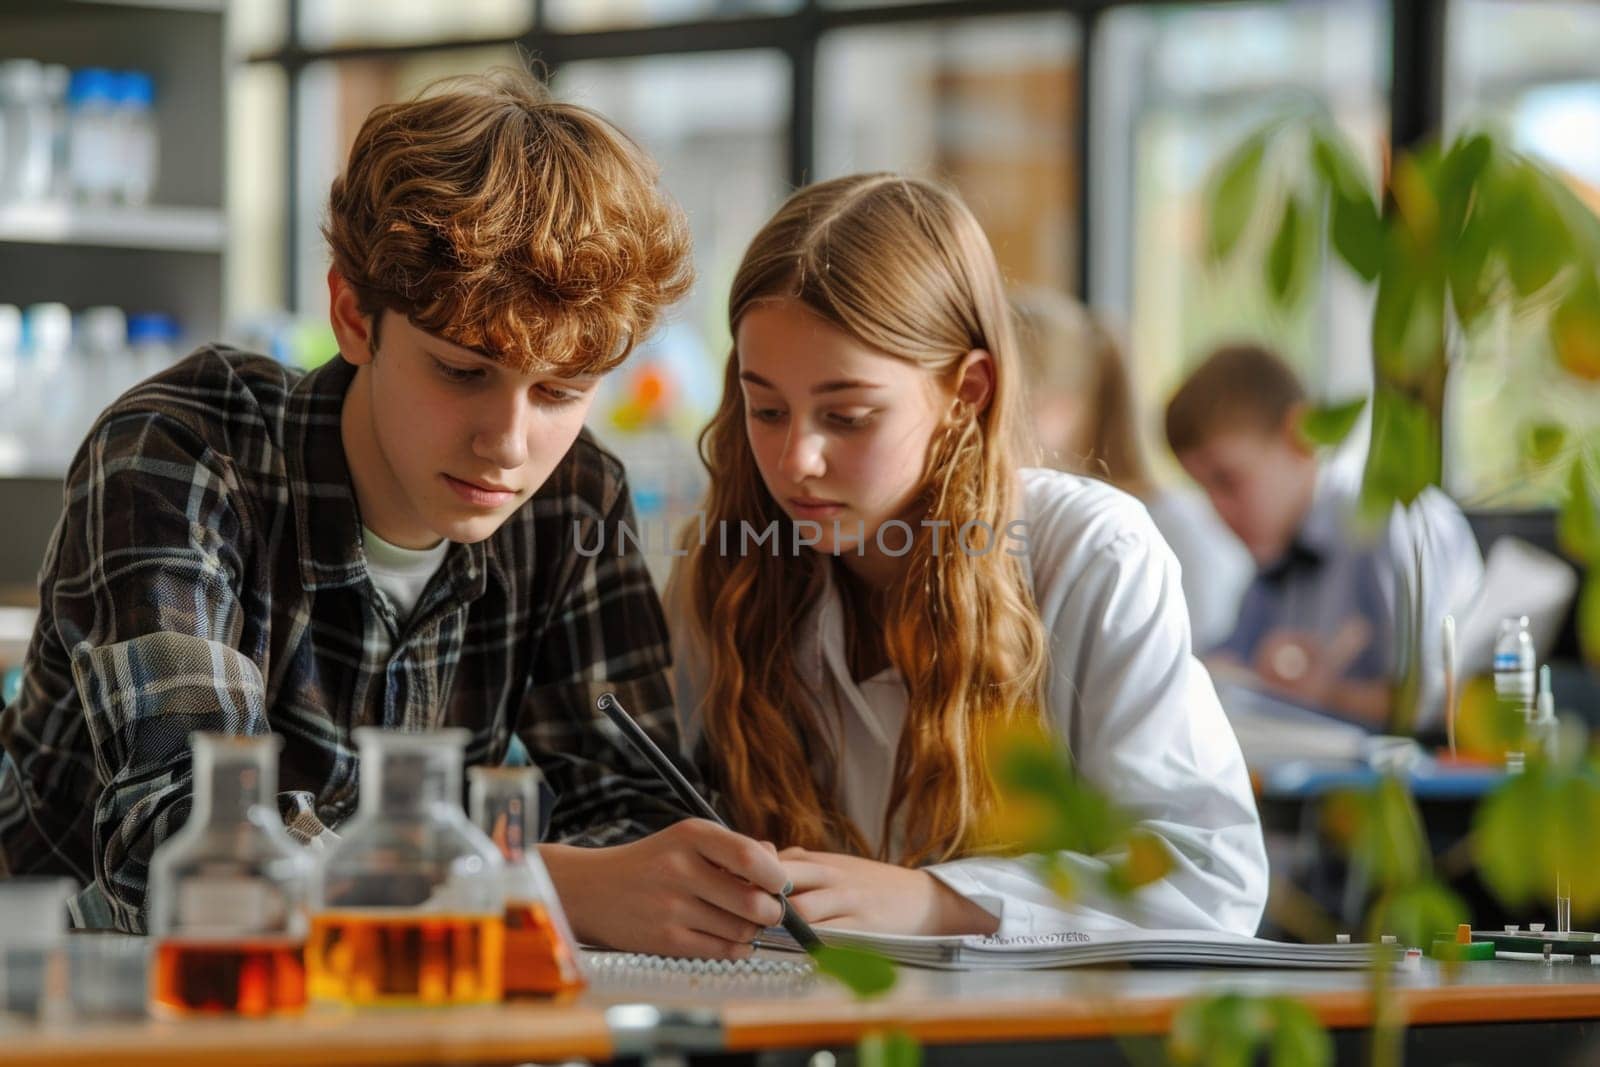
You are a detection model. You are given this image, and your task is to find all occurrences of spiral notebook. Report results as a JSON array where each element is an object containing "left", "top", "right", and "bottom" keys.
[
  {"left": 583, "top": 950, "right": 819, "bottom": 991},
  {"left": 756, "top": 926, "right": 1380, "bottom": 972}
]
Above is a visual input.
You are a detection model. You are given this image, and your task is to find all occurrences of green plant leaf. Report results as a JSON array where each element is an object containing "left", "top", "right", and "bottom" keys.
[
  {"left": 1448, "top": 210, "right": 1497, "bottom": 328},
  {"left": 858, "top": 1029, "right": 923, "bottom": 1067},
  {"left": 1437, "top": 132, "right": 1493, "bottom": 242},
  {"left": 1324, "top": 778, "right": 1430, "bottom": 891},
  {"left": 1550, "top": 270, "right": 1600, "bottom": 382},
  {"left": 1299, "top": 397, "right": 1368, "bottom": 447},
  {"left": 1521, "top": 422, "right": 1569, "bottom": 468},
  {"left": 1360, "top": 388, "right": 1441, "bottom": 512},
  {"left": 1310, "top": 128, "right": 1370, "bottom": 200},
  {"left": 1475, "top": 764, "right": 1600, "bottom": 917},
  {"left": 1208, "top": 133, "right": 1268, "bottom": 262},
  {"left": 1267, "top": 195, "right": 1307, "bottom": 306},
  {"left": 1311, "top": 130, "right": 1385, "bottom": 282},
  {"left": 1105, "top": 830, "right": 1176, "bottom": 895},
  {"left": 1329, "top": 189, "right": 1385, "bottom": 282},
  {"left": 1371, "top": 234, "right": 1447, "bottom": 381},
  {"left": 1503, "top": 164, "right": 1575, "bottom": 296},
  {"left": 988, "top": 724, "right": 1132, "bottom": 857},
  {"left": 1372, "top": 881, "right": 1468, "bottom": 949},
  {"left": 1580, "top": 570, "right": 1600, "bottom": 671},
  {"left": 813, "top": 945, "right": 897, "bottom": 999},
  {"left": 1268, "top": 998, "right": 1334, "bottom": 1067},
  {"left": 1556, "top": 459, "right": 1600, "bottom": 563},
  {"left": 1392, "top": 153, "right": 1441, "bottom": 252},
  {"left": 1170, "top": 994, "right": 1330, "bottom": 1067}
]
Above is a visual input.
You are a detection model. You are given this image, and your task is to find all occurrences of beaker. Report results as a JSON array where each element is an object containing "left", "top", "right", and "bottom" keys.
[
  {"left": 469, "top": 766, "right": 585, "bottom": 996},
  {"left": 146, "top": 733, "right": 313, "bottom": 1017},
  {"left": 306, "top": 728, "right": 505, "bottom": 1006}
]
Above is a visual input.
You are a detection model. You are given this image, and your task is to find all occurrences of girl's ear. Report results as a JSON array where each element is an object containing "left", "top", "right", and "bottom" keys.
[{"left": 953, "top": 348, "right": 996, "bottom": 415}]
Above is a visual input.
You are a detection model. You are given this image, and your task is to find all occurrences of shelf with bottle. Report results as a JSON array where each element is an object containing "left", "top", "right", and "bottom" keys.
[
  {"left": 0, "top": 57, "right": 221, "bottom": 252},
  {"left": 0, "top": 300, "right": 184, "bottom": 478}
]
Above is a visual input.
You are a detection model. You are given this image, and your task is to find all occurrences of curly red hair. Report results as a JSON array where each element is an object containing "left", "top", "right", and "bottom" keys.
[{"left": 324, "top": 67, "right": 693, "bottom": 375}]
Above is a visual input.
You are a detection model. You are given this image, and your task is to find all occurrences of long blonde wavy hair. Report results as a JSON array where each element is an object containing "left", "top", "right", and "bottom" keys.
[{"left": 683, "top": 174, "right": 1050, "bottom": 866}]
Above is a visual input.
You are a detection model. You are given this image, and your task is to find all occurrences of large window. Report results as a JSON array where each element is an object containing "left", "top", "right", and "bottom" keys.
[
  {"left": 1094, "top": 0, "right": 1389, "bottom": 480},
  {"left": 816, "top": 13, "right": 1080, "bottom": 294},
  {"left": 234, "top": 0, "right": 1599, "bottom": 522}
]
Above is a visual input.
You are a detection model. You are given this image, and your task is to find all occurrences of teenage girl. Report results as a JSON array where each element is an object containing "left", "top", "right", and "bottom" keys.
[{"left": 666, "top": 174, "right": 1267, "bottom": 938}]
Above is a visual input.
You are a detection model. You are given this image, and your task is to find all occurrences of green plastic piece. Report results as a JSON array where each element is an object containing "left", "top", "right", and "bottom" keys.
[{"left": 1428, "top": 938, "right": 1496, "bottom": 961}]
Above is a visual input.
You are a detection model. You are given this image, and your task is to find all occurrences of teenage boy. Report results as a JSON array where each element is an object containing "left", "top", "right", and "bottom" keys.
[
  {"left": 0, "top": 70, "right": 789, "bottom": 958},
  {"left": 1165, "top": 343, "right": 1483, "bottom": 728}
]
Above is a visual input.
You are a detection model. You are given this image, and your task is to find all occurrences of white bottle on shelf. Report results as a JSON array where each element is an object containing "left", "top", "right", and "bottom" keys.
[
  {"left": 0, "top": 304, "right": 20, "bottom": 398},
  {"left": 0, "top": 304, "right": 22, "bottom": 472},
  {"left": 68, "top": 68, "right": 120, "bottom": 206},
  {"left": 116, "top": 71, "right": 157, "bottom": 206},
  {"left": 127, "top": 312, "right": 180, "bottom": 381},
  {"left": 42, "top": 64, "right": 71, "bottom": 203},
  {"left": 0, "top": 59, "right": 55, "bottom": 205},
  {"left": 22, "top": 302, "right": 75, "bottom": 471},
  {"left": 78, "top": 305, "right": 128, "bottom": 426}
]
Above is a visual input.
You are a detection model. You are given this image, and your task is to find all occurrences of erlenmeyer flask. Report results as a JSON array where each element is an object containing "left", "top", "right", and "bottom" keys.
[
  {"left": 469, "top": 766, "right": 586, "bottom": 996},
  {"left": 146, "top": 733, "right": 313, "bottom": 1017},
  {"left": 306, "top": 728, "right": 505, "bottom": 1006}
]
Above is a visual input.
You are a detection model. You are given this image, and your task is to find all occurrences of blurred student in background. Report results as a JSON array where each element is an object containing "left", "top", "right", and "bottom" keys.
[
  {"left": 1165, "top": 343, "right": 1483, "bottom": 729},
  {"left": 1010, "top": 287, "right": 1251, "bottom": 651}
]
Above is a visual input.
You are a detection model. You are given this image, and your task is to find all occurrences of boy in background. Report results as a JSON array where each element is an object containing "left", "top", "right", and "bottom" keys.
[{"left": 1166, "top": 343, "right": 1482, "bottom": 729}]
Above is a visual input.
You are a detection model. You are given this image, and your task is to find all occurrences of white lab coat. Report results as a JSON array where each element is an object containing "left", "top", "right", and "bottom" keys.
[{"left": 667, "top": 468, "right": 1268, "bottom": 938}]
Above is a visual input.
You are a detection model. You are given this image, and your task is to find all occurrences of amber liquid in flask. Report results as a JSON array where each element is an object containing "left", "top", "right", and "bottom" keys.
[
  {"left": 307, "top": 729, "right": 508, "bottom": 1006},
  {"left": 470, "top": 766, "right": 587, "bottom": 997},
  {"left": 152, "top": 938, "right": 307, "bottom": 1016},
  {"left": 145, "top": 734, "right": 314, "bottom": 1018},
  {"left": 305, "top": 911, "right": 504, "bottom": 1006},
  {"left": 503, "top": 900, "right": 584, "bottom": 997}
]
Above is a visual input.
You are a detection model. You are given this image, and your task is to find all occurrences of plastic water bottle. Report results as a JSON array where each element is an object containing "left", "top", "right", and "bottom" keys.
[
  {"left": 1493, "top": 616, "right": 1536, "bottom": 715},
  {"left": 1494, "top": 615, "right": 1536, "bottom": 772},
  {"left": 116, "top": 71, "right": 157, "bottom": 206},
  {"left": 68, "top": 68, "right": 120, "bottom": 205}
]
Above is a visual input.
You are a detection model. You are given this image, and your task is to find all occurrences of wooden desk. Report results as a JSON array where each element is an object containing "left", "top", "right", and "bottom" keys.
[{"left": 2, "top": 956, "right": 1597, "bottom": 1065}]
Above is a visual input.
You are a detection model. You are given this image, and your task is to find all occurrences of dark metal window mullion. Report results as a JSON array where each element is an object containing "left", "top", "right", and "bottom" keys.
[
  {"left": 285, "top": 0, "right": 302, "bottom": 313},
  {"left": 1075, "top": 2, "right": 1100, "bottom": 303}
]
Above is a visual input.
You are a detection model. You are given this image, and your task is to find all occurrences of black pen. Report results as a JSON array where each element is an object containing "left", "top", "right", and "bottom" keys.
[{"left": 596, "top": 691, "right": 824, "bottom": 953}]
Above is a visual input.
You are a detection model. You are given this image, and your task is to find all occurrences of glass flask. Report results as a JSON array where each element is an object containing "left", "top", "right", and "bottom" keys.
[
  {"left": 469, "top": 766, "right": 586, "bottom": 997},
  {"left": 146, "top": 733, "right": 313, "bottom": 1017},
  {"left": 306, "top": 727, "right": 505, "bottom": 1006}
]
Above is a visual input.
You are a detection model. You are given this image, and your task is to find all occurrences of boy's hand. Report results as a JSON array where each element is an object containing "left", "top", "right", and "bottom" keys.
[
  {"left": 780, "top": 847, "right": 999, "bottom": 936},
  {"left": 540, "top": 819, "right": 789, "bottom": 959},
  {"left": 1252, "top": 618, "right": 1371, "bottom": 706}
]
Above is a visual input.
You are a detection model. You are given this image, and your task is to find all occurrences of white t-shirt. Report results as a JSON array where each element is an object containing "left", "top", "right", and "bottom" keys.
[
  {"left": 667, "top": 468, "right": 1268, "bottom": 939},
  {"left": 361, "top": 526, "right": 450, "bottom": 620}
]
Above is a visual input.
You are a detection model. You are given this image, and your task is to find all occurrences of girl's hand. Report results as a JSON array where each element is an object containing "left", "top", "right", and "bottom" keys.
[{"left": 780, "top": 847, "right": 999, "bottom": 936}]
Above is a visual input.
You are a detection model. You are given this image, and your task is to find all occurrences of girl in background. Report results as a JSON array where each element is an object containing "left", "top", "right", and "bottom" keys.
[
  {"left": 1009, "top": 287, "right": 1253, "bottom": 651},
  {"left": 667, "top": 174, "right": 1266, "bottom": 938}
]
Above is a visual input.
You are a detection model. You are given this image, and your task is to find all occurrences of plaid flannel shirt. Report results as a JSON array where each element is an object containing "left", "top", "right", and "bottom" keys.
[{"left": 0, "top": 347, "right": 693, "bottom": 931}]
